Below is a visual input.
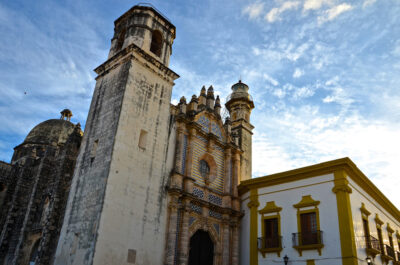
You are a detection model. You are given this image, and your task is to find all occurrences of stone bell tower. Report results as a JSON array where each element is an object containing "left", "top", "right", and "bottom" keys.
[
  {"left": 54, "top": 5, "right": 179, "bottom": 265},
  {"left": 225, "top": 81, "right": 255, "bottom": 182}
]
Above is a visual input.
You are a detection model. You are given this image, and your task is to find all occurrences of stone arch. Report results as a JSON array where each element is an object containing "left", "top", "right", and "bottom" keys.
[
  {"left": 189, "top": 219, "right": 221, "bottom": 264},
  {"left": 198, "top": 153, "right": 217, "bottom": 184}
]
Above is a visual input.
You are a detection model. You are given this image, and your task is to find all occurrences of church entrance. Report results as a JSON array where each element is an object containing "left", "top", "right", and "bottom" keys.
[{"left": 188, "top": 230, "right": 214, "bottom": 265}]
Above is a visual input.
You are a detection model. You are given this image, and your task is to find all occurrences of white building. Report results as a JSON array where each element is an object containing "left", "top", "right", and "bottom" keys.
[{"left": 239, "top": 157, "right": 400, "bottom": 265}]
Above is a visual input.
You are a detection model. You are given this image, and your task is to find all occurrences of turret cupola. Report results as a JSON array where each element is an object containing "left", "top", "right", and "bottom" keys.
[{"left": 225, "top": 80, "right": 254, "bottom": 122}]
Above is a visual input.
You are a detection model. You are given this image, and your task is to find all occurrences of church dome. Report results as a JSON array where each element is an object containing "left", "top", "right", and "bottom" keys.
[{"left": 23, "top": 119, "right": 76, "bottom": 145}]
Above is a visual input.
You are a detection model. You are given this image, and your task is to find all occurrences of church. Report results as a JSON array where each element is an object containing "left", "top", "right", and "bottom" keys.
[{"left": 0, "top": 4, "right": 399, "bottom": 265}]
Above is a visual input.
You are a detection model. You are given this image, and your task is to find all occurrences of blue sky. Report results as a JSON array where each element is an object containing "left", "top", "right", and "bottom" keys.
[{"left": 1, "top": 0, "right": 400, "bottom": 206}]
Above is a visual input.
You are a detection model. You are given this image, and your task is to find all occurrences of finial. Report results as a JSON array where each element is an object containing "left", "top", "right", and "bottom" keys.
[
  {"left": 190, "top": 94, "right": 198, "bottom": 103},
  {"left": 207, "top": 86, "right": 214, "bottom": 99},
  {"left": 60, "top": 109, "right": 73, "bottom": 121},
  {"left": 179, "top": 96, "right": 187, "bottom": 104},
  {"left": 215, "top": 95, "right": 221, "bottom": 107},
  {"left": 200, "top": 86, "right": 206, "bottom": 96}
]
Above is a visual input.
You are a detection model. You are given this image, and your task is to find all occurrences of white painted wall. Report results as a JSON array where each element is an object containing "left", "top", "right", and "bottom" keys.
[
  {"left": 348, "top": 176, "right": 400, "bottom": 265},
  {"left": 241, "top": 173, "right": 344, "bottom": 265}
]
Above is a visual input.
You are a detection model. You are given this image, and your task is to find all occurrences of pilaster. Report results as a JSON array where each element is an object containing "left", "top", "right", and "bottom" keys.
[{"left": 333, "top": 170, "right": 358, "bottom": 265}]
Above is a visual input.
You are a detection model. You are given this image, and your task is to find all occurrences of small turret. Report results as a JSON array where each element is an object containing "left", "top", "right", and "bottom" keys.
[
  {"left": 214, "top": 95, "right": 221, "bottom": 115},
  {"left": 206, "top": 86, "right": 215, "bottom": 109},
  {"left": 225, "top": 80, "right": 255, "bottom": 182},
  {"left": 178, "top": 96, "right": 187, "bottom": 114},
  {"left": 198, "top": 86, "right": 206, "bottom": 108},
  {"left": 188, "top": 94, "right": 198, "bottom": 113}
]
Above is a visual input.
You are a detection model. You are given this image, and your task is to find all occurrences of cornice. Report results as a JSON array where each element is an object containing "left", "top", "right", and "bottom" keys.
[
  {"left": 94, "top": 42, "right": 179, "bottom": 82},
  {"left": 239, "top": 157, "right": 400, "bottom": 222}
]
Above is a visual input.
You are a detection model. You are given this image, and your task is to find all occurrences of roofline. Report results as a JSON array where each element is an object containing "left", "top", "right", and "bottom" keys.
[
  {"left": 114, "top": 4, "right": 176, "bottom": 32},
  {"left": 239, "top": 157, "right": 400, "bottom": 222}
]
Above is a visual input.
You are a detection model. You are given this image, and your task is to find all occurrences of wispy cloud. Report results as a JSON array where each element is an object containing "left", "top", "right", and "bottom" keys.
[
  {"left": 242, "top": 2, "right": 265, "bottom": 20},
  {"left": 265, "top": 1, "right": 301, "bottom": 23},
  {"left": 293, "top": 68, "right": 304, "bottom": 78},
  {"left": 362, "top": 0, "right": 377, "bottom": 9},
  {"left": 303, "top": 0, "right": 333, "bottom": 11},
  {"left": 318, "top": 3, "right": 353, "bottom": 24}
]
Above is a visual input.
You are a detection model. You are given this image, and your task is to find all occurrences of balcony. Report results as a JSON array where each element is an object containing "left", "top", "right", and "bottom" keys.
[
  {"left": 385, "top": 245, "right": 395, "bottom": 260},
  {"left": 257, "top": 236, "right": 282, "bottom": 257},
  {"left": 292, "top": 231, "right": 324, "bottom": 256},
  {"left": 364, "top": 235, "right": 381, "bottom": 257},
  {"left": 380, "top": 244, "right": 395, "bottom": 263}
]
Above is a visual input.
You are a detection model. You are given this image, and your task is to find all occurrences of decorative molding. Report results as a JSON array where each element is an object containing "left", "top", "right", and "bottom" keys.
[
  {"left": 387, "top": 223, "right": 394, "bottom": 234},
  {"left": 259, "top": 201, "right": 282, "bottom": 214},
  {"left": 293, "top": 195, "right": 320, "bottom": 209},
  {"left": 375, "top": 214, "right": 384, "bottom": 226},
  {"left": 360, "top": 203, "right": 371, "bottom": 216}
]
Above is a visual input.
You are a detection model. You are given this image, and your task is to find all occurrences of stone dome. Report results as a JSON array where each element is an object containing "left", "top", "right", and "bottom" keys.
[{"left": 23, "top": 119, "right": 76, "bottom": 145}]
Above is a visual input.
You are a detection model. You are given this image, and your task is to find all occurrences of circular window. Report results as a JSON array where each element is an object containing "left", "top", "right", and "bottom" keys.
[{"left": 199, "top": 160, "right": 210, "bottom": 179}]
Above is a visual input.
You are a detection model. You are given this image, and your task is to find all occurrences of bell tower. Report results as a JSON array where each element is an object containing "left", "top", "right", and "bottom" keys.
[
  {"left": 55, "top": 5, "right": 179, "bottom": 265},
  {"left": 225, "top": 80, "right": 255, "bottom": 182}
]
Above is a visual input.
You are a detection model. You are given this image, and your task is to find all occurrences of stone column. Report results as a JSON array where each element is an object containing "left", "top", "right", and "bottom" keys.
[
  {"left": 232, "top": 223, "right": 240, "bottom": 265},
  {"left": 221, "top": 216, "right": 231, "bottom": 265},
  {"left": 223, "top": 149, "right": 231, "bottom": 194},
  {"left": 184, "top": 128, "right": 196, "bottom": 177},
  {"left": 232, "top": 151, "right": 241, "bottom": 197},
  {"left": 178, "top": 200, "right": 191, "bottom": 265},
  {"left": 165, "top": 195, "right": 180, "bottom": 265},
  {"left": 174, "top": 125, "right": 184, "bottom": 173},
  {"left": 171, "top": 126, "right": 185, "bottom": 189}
]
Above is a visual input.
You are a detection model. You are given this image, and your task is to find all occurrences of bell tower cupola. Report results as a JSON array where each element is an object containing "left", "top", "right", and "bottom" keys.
[
  {"left": 108, "top": 4, "right": 176, "bottom": 66},
  {"left": 225, "top": 80, "right": 255, "bottom": 182}
]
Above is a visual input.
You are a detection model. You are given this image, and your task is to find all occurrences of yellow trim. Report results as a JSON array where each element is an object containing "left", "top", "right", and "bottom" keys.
[
  {"left": 387, "top": 223, "right": 394, "bottom": 234},
  {"left": 239, "top": 157, "right": 400, "bottom": 223},
  {"left": 292, "top": 195, "right": 323, "bottom": 256},
  {"left": 306, "top": 260, "right": 316, "bottom": 265},
  {"left": 360, "top": 203, "right": 371, "bottom": 216},
  {"left": 375, "top": 214, "right": 384, "bottom": 226},
  {"left": 293, "top": 195, "right": 320, "bottom": 208},
  {"left": 259, "top": 201, "right": 282, "bottom": 214},
  {"left": 259, "top": 201, "right": 282, "bottom": 257},
  {"left": 333, "top": 170, "right": 358, "bottom": 265},
  {"left": 248, "top": 188, "right": 259, "bottom": 265}
]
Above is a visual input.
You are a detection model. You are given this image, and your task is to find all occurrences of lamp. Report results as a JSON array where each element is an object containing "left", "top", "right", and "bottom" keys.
[
  {"left": 283, "top": 255, "right": 289, "bottom": 265},
  {"left": 366, "top": 257, "right": 372, "bottom": 265}
]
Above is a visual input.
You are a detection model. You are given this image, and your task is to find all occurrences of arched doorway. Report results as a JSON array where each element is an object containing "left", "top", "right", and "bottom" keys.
[{"left": 188, "top": 230, "right": 214, "bottom": 265}]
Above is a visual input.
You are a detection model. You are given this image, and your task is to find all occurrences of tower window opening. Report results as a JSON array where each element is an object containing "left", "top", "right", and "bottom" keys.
[
  {"left": 150, "top": 30, "right": 163, "bottom": 57},
  {"left": 116, "top": 29, "right": 126, "bottom": 51}
]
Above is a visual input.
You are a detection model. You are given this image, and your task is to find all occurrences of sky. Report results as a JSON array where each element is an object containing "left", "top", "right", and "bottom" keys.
[{"left": 0, "top": 0, "right": 400, "bottom": 206}]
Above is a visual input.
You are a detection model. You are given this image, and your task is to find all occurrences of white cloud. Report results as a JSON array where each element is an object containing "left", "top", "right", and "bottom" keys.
[
  {"left": 293, "top": 86, "right": 314, "bottom": 99},
  {"left": 263, "top": 73, "right": 279, "bottom": 86},
  {"left": 293, "top": 68, "right": 304, "bottom": 78},
  {"left": 265, "top": 1, "right": 301, "bottom": 23},
  {"left": 303, "top": 0, "right": 333, "bottom": 11},
  {"left": 242, "top": 2, "right": 265, "bottom": 20},
  {"left": 318, "top": 3, "right": 353, "bottom": 24},
  {"left": 362, "top": 0, "right": 377, "bottom": 8}
]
